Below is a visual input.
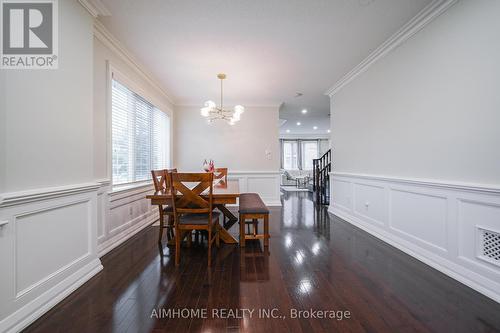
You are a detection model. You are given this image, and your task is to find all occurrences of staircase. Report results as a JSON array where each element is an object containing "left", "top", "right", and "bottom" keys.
[{"left": 312, "top": 149, "right": 331, "bottom": 205}]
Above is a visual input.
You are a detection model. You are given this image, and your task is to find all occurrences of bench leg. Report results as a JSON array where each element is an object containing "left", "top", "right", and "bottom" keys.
[
  {"left": 239, "top": 214, "right": 246, "bottom": 247},
  {"left": 264, "top": 214, "right": 269, "bottom": 247},
  {"left": 252, "top": 219, "right": 258, "bottom": 236}
]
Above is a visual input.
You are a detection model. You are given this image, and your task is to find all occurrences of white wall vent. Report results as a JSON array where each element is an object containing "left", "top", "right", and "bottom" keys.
[{"left": 477, "top": 227, "right": 500, "bottom": 267}]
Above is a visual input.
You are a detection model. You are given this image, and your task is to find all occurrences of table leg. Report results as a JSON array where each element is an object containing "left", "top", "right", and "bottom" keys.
[
  {"left": 217, "top": 225, "right": 238, "bottom": 244},
  {"left": 215, "top": 204, "right": 239, "bottom": 244},
  {"left": 216, "top": 204, "right": 238, "bottom": 229}
]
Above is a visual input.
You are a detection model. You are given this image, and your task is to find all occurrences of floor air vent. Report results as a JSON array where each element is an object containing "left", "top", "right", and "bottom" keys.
[{"left": 478, "top": 227, "right": 500, "bottom": 267}]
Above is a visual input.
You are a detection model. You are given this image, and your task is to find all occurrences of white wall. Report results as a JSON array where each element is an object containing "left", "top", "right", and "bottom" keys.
[
  {"left": 93, "top": 21, "right": 175, "bottom": 255},
  {"left": 0, "top": 65, "right": 6, "bottom": 192},
  {"left": 174, "top": 105, "right": 280, "bottom": 172},
  {"left": 331, "top": 0, "right": 500, "bottom": 187},
  {"left": 328, "top": 0, "right": 500, "bottom": 304},
  {"left": 1, "top": 1, "right": 94, "bottom": 193},
  {"left": 0, "top": 2, "right": 103, "bottom": 332}
]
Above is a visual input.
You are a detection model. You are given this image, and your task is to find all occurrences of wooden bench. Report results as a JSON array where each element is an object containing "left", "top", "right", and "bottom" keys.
[{"left": 239, "top": 193, "right": 270, "bottom": 247}]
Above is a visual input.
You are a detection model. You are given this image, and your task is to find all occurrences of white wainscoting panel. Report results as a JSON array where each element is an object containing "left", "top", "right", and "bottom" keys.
[
  {"left": 332, "top": 178, "right": 352, "bottom": 212},
  {"left": 97, "top": 181, "right": 159, "bottom": 257},
  {"left": 229, "top": 171, "right": 281, "bottom": 206},
  {"left": 329, "top": 172, "right": 500, "bottom": 304},
  {"left": 0, "top": 183, "right": 103, "bottom": 333},
  {"left": 353, "top": 182, "right": 386, "bottom": 227},
  {"left": 15, "top": 201, "right": 90, "bottom": 297},
  {"left": 390, "top": 189, "right": 448, "bottom": 253}
]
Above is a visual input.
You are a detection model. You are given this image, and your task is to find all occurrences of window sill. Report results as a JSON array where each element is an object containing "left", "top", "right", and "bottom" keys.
[{"left": 110, "top": 181, "right": 153, "bottom": 195}]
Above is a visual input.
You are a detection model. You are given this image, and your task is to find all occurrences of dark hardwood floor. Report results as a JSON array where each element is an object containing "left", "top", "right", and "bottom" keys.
[{"left": 24, "top": 191, "right": 500, "bottom": 333}]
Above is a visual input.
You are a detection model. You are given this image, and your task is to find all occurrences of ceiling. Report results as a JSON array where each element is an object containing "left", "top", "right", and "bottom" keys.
[{"left": 99, "top": 0, "right": 431, "bottom": 131}]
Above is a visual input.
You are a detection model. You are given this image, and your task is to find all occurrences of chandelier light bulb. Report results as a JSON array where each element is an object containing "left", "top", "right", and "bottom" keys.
[
  {"left": 205, "top": 100, "right": 216, "bottom": 109},
  {"left": 234, "top": 105, "right": 245, "bottom": 114}
]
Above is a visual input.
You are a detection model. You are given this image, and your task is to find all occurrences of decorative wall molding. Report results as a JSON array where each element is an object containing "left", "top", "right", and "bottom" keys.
[
  {"left": 98, "top": 210, "right": 157, "bottom": 257},
  {"left": 93, "top": 20, "right": 175, "bottom": 105},
  {"left": 228, "top": 171, "right": 281, "bottom": 206},
  {"left": 0, "top": 184, "right": 102, "bottom": 332},
  {"left": 96, "top": 181, "right": 158, "bottom": 257},
  {"left": 324, "top": 0, "right": 458, "bottom": 97},
  {"left": 0, "top": 182, "right": 101, "bottom": 208},
  {"left": 78, "top": 0, "right": 111, "bottom": 18},
  {"left": 328, "top": 172, "right": 500, "bottom": 304},
  {"left": 96, "top": 178, "right": 111, "bottom": 187},
  {"left": 333, "top": 172, "right": 500, "bottom": 194}
]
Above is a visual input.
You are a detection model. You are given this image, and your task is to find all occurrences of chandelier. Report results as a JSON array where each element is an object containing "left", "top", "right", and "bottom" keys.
[{"left": 201, "top": 73, "right": 244, "bottom": 125}]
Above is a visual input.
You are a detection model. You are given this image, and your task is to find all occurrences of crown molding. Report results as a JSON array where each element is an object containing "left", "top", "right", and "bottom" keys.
[
  {"left": 324, "top": 0, "right": 458, "bottom": 97},
  {"left": 93, "top": 20, "right": 176, "bottom": 105},
  {"left": 78, "top": 0, "right": 111, "bottom": 18}
]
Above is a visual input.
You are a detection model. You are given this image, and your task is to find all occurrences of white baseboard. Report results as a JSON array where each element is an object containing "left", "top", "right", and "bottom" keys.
[{"left": 329, "top": 172, "right": 500, "bottom": 304}]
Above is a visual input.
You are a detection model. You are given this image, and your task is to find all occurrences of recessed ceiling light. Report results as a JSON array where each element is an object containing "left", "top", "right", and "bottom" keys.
[
  {"left": 286, "top": 129, "right": 290, "bottom": 133},
  {"left": 301, "top": 109, "right": 307, "bottom": 114},
  {"left": 327, "top": 129, "right": 331, "bottom": 133},
  {"left": 313, "top": 126, "right": 318, "bottom": 130},
  {"left": 296, "top": 122, "right": 301, "bottom": 126}
]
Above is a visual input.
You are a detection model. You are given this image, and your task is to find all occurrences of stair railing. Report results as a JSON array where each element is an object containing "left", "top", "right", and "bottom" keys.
[{"left": 312, "top": 149, "right": 331, "bottom": 205}]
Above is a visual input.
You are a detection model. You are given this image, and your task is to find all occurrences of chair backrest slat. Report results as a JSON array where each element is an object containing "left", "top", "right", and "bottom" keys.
[
  {"left": 152, "top": 168, "right": 177, "bottom": 192},
  {"left": 213, "top": 167, "right": 228, "bottom": 184},
  {"left": 170, "top": 172, "right": 214, "bottom": 215}
]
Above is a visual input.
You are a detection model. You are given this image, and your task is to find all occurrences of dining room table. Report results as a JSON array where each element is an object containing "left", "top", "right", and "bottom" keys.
[{"left": 146, "top": 178, "right": 240, "bottom": 244}]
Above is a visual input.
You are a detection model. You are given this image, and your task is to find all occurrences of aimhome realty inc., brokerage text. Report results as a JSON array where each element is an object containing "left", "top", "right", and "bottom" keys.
[{"left": 151, "top": 307, "right": 352, "bottom": 321}]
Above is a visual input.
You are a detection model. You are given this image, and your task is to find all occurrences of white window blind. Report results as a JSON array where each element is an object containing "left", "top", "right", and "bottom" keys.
[{"left": 112, "top": 79, "right": 170, "bottom": 185}]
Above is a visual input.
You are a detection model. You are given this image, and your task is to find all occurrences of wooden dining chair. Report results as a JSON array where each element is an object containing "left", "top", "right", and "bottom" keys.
[
  {"left": 213, "top": 167, "right": 228, "bottom": 184},
  {"left": 212, "top": 167, "right": 229, "bottom": 226},
  {"left": 170, "top": 172, "right": 221, "bottom": 266},
  {"left": 151, "top": 168, "right": 177, "bottom": 246}
]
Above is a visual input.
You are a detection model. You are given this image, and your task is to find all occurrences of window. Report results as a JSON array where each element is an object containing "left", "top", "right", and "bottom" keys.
[
  {"left": 301, "top": 141, "right": 318, "bottom": 170},
  {"left": 281, "top": 139, "right": 324, "bottom": 170},
  {"left": 112, "top": 79, "right": 170, "bottom": 185},
  {"left": 282, "top": 141, "right": 299, "bottom": 170}
]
